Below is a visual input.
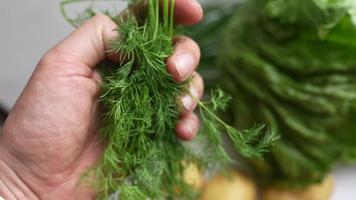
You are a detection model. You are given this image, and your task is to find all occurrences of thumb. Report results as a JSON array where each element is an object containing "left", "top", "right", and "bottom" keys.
[{"left": 43, "top": 14, "right": 118, "bottom": 69}]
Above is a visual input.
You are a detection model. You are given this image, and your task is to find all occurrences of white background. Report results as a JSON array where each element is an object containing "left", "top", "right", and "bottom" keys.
[{"left": 0, "top": 1, "right": 355, "bottom": 199}]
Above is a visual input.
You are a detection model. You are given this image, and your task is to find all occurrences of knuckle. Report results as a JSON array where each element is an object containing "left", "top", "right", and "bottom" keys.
[
  {"left": 191, "top": 112, "right": 199, "bottom": 122},
  {"left": 39, "top": 48, "right": 62, "bottom": 66},
  {"left": 38, "top": 47, "right": 83, "bottom": 73},
  {"left": 175, "top": 36, "right": 196, "bottom": 47},
  {"left": 90, "top": 14, "right": 117, "bottom": 30},
  {"left": 194, "top": 73, "right": 204, "bottom": 87},
  {"left": 174, "top": 35, "right": 201, "bottom": 60},
  {"left": 40, "top": 47, "right": 72, "bottom": 66},
  {"left": 174, "top": 35, "right": 190, "bottom": 43},
  {"left": 193, "top": 73, "right": 204, "bottom": 97},
  {"left": 92, "top": 13, "right": 112, "bottom": 22}
]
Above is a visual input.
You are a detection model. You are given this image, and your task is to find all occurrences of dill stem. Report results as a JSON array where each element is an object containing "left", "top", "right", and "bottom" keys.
[
  {"left": 60, "top": 0, "right": 84, "bottom": 27},
  {"left": 163, "top": 0, "right": 169, "bottom": 29},
  {"left": 60, "top": 0, "right": 117, "bottom": 27},
  {"left": 192, "top": 94, "right": 245, "bottom": 142},
  {"left": 197, "top": 100, "right": 228, "bottom": 127},
  {"left": 170, "top": 0, "right": 175, "bottom": 36},
  {"left": 153, "top": 0, "right": 159, "bottom": 39}
]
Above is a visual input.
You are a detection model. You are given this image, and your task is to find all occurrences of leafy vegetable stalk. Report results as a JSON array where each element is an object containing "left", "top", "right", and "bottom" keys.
[
  {"left": 61, "top": 0, "right": 277, "bottom": 199},
  {"left": 188, "top": 0, "right": 356, "bottom": 188}
]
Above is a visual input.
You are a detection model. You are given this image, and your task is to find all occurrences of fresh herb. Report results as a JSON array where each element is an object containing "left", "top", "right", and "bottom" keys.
[
  {"left": 188, "top": 0, "right": 356, "bottom": 188},
  {"left": 60, "top": 0, "right": 277, "bottom": 199}
]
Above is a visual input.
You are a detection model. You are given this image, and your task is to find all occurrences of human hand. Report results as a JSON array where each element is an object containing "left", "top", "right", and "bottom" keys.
[{"left": 0, "top": 0, "right": 203, "bottom": 199}]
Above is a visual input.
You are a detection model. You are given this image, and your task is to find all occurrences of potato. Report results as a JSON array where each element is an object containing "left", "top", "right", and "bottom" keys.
[
  {"left": 263, "top": 175, "right": 334, "bottom": 200},
  {"left": 183, "top": 162, "right": 204, "bottom": 189},
  {"left": 201, "top": 171, "right": 257, "bottom": 200},
  {"left": 173, "top": 162, "right": 204, "bottom": 197}
]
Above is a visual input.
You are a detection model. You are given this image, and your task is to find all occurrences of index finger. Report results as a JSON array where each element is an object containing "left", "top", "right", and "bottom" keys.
[{"left": 174, "top": 0, "right": 203, "bottom": 25}]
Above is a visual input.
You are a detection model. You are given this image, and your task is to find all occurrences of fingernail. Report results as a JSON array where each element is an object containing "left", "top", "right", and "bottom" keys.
[
  {"left": 175, "top": 52, "right": 195, "bottom": 80},
  {"left": 182, "top": 87, "right": 198, "bottom": 111},
  {"left": 183, "top": 120, "right": 194, "bottom": 137},
  {"left": 182, "top": 95, "right": 194, "bottom": 111},
  {"left": 190, "top": 0, "right": 201, "bottom": 9},
  {"left": 185, "top": 125, "right": 194, "bottom": 137},
  {"left": 190, "top": 0, "right": 203, "bottom": 15},
  {"left": 190, "top": 86, "right": 199, "bottom": 100}
]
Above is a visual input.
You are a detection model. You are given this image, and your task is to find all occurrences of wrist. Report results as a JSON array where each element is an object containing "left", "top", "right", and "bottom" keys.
[{"left": 0, "top": 140, "right": 39, "bottom": 200}]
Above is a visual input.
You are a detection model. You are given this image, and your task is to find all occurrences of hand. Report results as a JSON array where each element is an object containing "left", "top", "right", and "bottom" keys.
[{"left": 0, "top": 0, "right": 204, "bottom": 199}]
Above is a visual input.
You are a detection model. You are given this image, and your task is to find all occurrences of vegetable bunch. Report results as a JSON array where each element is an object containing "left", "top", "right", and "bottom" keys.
[
  {"left": 61, "top": 0, "right": 277, "bottom": 199},
  {"left": 189, "top": 0, "right": 356, "bottom": 187}
]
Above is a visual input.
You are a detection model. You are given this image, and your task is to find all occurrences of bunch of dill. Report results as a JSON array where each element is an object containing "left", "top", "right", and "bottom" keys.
[
  {"left": 61, "top": 0, "right": 278, "bottom": 199},
  {"left": 187, "top": 0, "right": 356, "bottom": 188}
]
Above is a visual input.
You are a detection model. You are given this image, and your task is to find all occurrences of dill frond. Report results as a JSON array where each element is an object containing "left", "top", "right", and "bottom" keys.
[{"left": 61, "top": 0, "right": 278, "bottom": 199}]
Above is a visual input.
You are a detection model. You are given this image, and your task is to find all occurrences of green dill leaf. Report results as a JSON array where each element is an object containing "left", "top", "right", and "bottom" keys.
[{"left": 61, "top": 0, "right": 277, "bottom": 199}]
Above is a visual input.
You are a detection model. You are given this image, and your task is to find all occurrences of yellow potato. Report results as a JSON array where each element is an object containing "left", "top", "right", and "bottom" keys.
[
  {"left": 183, "top": 162, "right": 204, "bottom": 189},
  {"left": 201, "top": 171, "right": 257, "bottom": 200},
  {"left": 173, "top": 162, "right": 203, "bottom": 197},
  {"left": 263, "top": 175, "right": 334, "bottom": 200}
]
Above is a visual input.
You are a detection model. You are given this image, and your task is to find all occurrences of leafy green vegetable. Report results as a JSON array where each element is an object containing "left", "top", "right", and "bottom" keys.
[
  {"left": 188, "top": 0, "right": 356, "bottom": 187},
  {"left": 60, "top": 0, "right": 277, "bottom": 199}
]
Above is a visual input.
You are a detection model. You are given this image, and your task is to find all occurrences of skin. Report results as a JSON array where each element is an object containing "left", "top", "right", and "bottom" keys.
[{"left": 0, "top": 0, "right": 204, "bottom": 199}]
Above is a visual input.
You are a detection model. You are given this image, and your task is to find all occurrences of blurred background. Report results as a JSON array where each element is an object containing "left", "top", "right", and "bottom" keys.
[{"left": 0, "top": 1, "right": 355, "bottom": 199}]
